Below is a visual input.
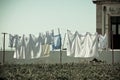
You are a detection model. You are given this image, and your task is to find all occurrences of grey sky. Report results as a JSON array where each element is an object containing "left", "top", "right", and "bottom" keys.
[{"left": 0, "top": 0, "right": 96, "bottom": 49}]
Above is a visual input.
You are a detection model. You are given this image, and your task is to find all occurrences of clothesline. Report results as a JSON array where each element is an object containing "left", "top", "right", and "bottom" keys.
[
  {"left": 7, "top": 30, "right": 108, "bottom": 59},
  {"left": 8, "top": 30, "right": 62, "bottom": 59},
  {"left": 66, "top": 30, "right": 108, "bottom": 58}
]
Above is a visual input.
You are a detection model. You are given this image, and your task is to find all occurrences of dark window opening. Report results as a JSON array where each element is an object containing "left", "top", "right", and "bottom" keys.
[{"left": 110, "top": 16, "right": 120, "bottom": 49}]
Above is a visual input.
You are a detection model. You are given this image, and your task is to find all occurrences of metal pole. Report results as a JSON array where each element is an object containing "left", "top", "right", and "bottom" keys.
[
  {"left": 111, "top": 31, "right": 114, "bottom": 64},
  {"left": 2, "top": 33, "right": 7, "bottom": 64},
  {"left": 58, "top": 28, "right": 62, "bottom": 64}
]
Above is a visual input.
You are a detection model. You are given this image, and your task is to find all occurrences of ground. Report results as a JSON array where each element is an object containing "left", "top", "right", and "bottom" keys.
[{"left": 0, "top": 63, "right": 120, "bottom": 80}]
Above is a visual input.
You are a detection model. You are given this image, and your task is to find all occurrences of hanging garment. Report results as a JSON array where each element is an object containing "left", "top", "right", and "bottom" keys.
[
  {"left": 67, "top": 30, "right": 81, "bottom": 57},
  {"left": 67, "top": 30, "right": 99, "bottom": 58},
  {"left": 31, "top": 32, "right": 51, "bottom": 58},
  {"left": 52, "top": 34, "right": 61, "bottom": 50},
  {"left": 30, "top": 32, "right": 51, "bottom": 58},
  {"left": 75, "top": 32, "right": 99, "bottom": 58},
  {"left": 19, "top": 35, "right": 26, "bottom": 59},
  {"left": 67, "top": 30, "right": 75, "bottom": 56},
  {"left": 24, "top": 36, "right": 29, "bottom": 59},
  {"left": 13, "top": 35, "right": 21, "bottom": 59},
  {"left": 80, "top": 33, "right": 93, "bottom": 57},
  {"left": 41, "top": 44, "right": 50, "bottom": 57},
  {"left": 26, "top": 34, "right": 36, "bottom": 59},
  {"left": 73, "top": 33, "right": 82, "bottom": 57},
  {"left": 91, "top": 33, "right": 99, "bottom": 57},
  {"left": 33, "top": 33, "right": 42, "bottom": 58},
  {"left": 13, "top": 31, "right": 52, "bottom": 59},
  {"left": 9, "top": 34, "right": 15, "bottom": 48},
  {"left": 85, "top": 32, "right": 99, "bottom": 57},
  {"left": 45, "top": 31, "right": 53, "bottom": 45},
  {"left": 40, "top": 33, "right": 51, "bottom": 57},
  {"left": 98, "top": 33, "right": 108, "bottom": 49}
]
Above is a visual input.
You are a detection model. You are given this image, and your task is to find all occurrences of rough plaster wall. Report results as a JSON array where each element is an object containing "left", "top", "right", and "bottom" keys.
[
  {"left": 0, "top": 50, "right": 120, "bottom": 64},
  {"left": 96, "top": 4, "right": 102, "bottom": 34}
]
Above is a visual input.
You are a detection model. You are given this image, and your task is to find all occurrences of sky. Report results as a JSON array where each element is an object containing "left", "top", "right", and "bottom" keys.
[{"left": 0, "top": 0, "right": 96, "bottom": 49}]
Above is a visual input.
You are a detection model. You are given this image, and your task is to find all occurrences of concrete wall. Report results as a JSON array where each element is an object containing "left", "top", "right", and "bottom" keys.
[
  {"left": 96, "top": 4, "right": 102, "bottom": 34},
  {"left": 0, "top": 50, "right": 120, "bottom": 64}
]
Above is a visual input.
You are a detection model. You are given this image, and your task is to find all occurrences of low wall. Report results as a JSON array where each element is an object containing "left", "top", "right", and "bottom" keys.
[{"left": 0, "top": 50, "right": 120, "bottom": 64}]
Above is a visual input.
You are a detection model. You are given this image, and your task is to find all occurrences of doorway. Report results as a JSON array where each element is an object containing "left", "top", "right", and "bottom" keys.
[{"left": 110, "top": 16, "right": 120, "bottom": 49}]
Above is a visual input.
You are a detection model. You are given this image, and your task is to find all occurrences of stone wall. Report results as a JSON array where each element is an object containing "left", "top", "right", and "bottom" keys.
[{"left": 0, "top": 50, "right": 120, "bottom": 64}]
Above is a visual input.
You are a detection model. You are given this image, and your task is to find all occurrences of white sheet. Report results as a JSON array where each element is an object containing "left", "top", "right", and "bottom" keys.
[{"left": 67, "top": 30, "right": 99, "bottom": 58}]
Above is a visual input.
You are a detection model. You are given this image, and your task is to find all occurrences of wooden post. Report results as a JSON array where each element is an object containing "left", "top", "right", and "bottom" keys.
[
  {"left": 62, "top": 33, "right": 66, "bottom": 50},
  {"left": 2, "top": 33, "right": 8, "bottom": 64},
  {"left": 111, "top": 31, "right": 114, "bottom": 64},
  {"left": 58, "top": 28, "right": 62, "bottom": 64}
]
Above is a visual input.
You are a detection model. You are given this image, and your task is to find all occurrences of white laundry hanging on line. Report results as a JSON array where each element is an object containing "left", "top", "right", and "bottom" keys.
[
  {"left": 15, "top": 35, "right": 28, "bottom": 59},
  {"left": 67, "top": 30, "right": 76, "bottom": 57},
  {"left": 33, "top": 33, "right": 42, "bottom": 59},
  {"left": 15, "top": 34, "right": 41, "bottom": 59},
  {"left": 67, "top": 30, "right": 99, "bottom": 58},
  {"left": 44, "top": 31, "right": 52, "bottom": 56},
  {"left": 75, "top": 32, "right": 99, "bottom": 58},
  {"left": 40, "top": 31, "right": 52, "bottom": 57},
  {"left": 9, "top": 34, "right": 15, "bottom": 48},
  {"left": 80, "top": 32, "right": 98, "bottom": 57},
  {"left": 52, "top": 34, "right": 61, "bottom": 50},
  {"left": 98, "top": 33, "right": 108, "bottom": 49},
  {"left": 41, "top": 44, "right": 50, "bottom": 57},
  {"left": 32, "top": 32, "right": 52, "bottom": 58},
  {"left": 90, "top": 33, "right": 99, "bottom": 57},
  {"left": 19, "top": 35, "right": 26, "bottom": 59},
  {"left": 13, "top": 35, "right": 22, "bottom": 59},
  {"left": 73, "top": 32, "right": 83, "bottom": 57},
  {"left": 45, "top": 31, "right": 53, "bottom": 45},
  {"left": 12, "top": 31, "right": 53, "bottom": 59},
  {"left": 24, "top": 36, "right": 29, "bottom": 59},
  {"left": 26, "top": 34, "right": 36, "bottom": 59},
  {"left": 67, "top": 30, "right": 85, "bottom": 57}
]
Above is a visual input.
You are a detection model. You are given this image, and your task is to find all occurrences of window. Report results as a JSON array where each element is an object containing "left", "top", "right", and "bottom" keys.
[
  {"left": 112, "top": 24, "right": 116, "bottom": 35},
  {"left": 110, "top": 16, "right": 120, "bottom": 49}
]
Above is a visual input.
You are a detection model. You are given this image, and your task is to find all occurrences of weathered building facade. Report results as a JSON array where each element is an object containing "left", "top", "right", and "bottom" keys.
[{"left": 93, "top": 0, "right": 120, "bottom": 49}]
